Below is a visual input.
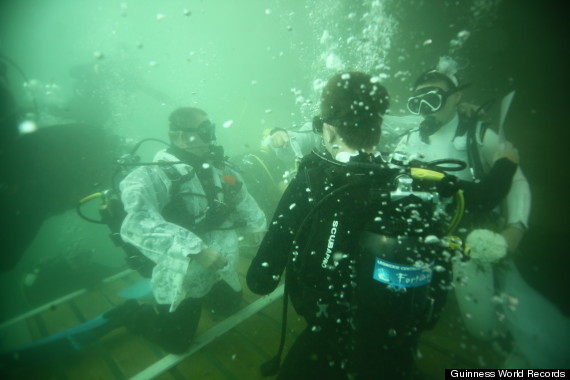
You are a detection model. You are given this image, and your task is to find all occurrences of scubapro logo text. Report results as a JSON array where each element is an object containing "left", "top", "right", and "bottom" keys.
[{"left": 321, "top": 220, "right": 339, "bottom": 268}]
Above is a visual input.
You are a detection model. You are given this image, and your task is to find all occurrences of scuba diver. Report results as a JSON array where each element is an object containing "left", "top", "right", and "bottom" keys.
[
  {"left": 265, "top": 111, "right": 412, "bottom": 160},
  {"left": 396, "top": 58, "right": 569, "bottom": 368},
  {"left": 108, "top": 106, "right": 266, "bottom": 354},
  {"left": 2, "top": 107, "right": 266, "bottom": 367},
  {"left": 228, "top": 134, "right": 299, "bottom": 222},
  {"left": 247, "top": 72, "right": 519, "bottom": 379},
  {"left": 396, "top": 56, "right": 531, "bottom": 252}
]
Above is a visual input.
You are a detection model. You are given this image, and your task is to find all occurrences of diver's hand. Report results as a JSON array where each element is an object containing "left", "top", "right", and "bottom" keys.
[
  {"left": 270, "top": 130, "right": 290, "bottom": 148},
  {"left": 194, "top": 248, "right": 227, "bottom": 270}
]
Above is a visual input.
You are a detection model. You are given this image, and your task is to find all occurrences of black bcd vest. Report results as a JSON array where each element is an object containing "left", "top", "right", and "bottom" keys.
[{"left": 287, "top": 152, "right": 454, "bottom": 332}]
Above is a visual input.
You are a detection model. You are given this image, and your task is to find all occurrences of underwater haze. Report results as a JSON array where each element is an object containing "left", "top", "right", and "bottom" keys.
[{"left": 1, "top": 0, "right": 568, "bottom": 376}]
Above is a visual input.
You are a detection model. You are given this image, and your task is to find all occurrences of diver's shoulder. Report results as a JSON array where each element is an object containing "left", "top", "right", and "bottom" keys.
[
  {"left": 298, "top": 150, "right": 333, "bottom": 170},
  {"left": 298, "top": 150, "right": 318, "bottom": 166}
]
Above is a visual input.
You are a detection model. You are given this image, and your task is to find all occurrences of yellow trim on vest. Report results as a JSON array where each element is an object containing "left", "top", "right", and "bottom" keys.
[{"left": 410, "top": 168, "right": 445, "bottom": 181}]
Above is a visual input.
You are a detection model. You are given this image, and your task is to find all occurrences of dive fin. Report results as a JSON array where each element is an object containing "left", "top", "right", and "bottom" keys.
[{"left": 0, "top": 304, "right": 129, "bottom": 367}]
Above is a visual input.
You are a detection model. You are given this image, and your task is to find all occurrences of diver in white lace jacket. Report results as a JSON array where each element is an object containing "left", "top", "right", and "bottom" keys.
[{"left": 118, "top": 107, "right": 266, "bottom": 353}]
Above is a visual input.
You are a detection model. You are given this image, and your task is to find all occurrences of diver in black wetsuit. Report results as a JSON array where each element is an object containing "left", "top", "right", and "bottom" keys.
[{"left": 246, "top": 72, "right": 519, "bottom": 379}]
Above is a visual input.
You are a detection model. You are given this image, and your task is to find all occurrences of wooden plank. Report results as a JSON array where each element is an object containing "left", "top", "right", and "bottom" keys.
[
  {"left": 0, "top": 365, "right": 61, "bottom": 380},
  {"left": 195, "top": 309, "right": 216, "bottom": 336},
  {"left": 0, "top": 269, "right": 134, "bottom": 330},
  {"left": 240, "top": 278, "right": 264, "bottom": 304},
  {"left": 153, "top": 370, "right": 179, "bottom": 380},
  {"left": 419, "top": 297, "right": 504, "bottom": 369},
  {"left": 257, "top": 298, "right": 307, "bottom": 338},
  {"left": 62, "top": 343, "right": 121, "bottom": 380},
  {"left": 165, "top": 350, "right": 227, "bottom": 380},
  {"left": 200, "top": 331, "right": 269, "bottom": 380},
  {"left": 129, "top": 285, "right": 284, "bottom": 380},
  {"left": 37, "top": 302, "right": 80, "bottom": 336},
  {"left": 73, "top": 290, "right": 116, "bottom": 320},
  {"left": 233, "top": 313, "right": 284, "bottom": 358},
  {"left": 6, "top": 246, "right": 510, "bottom": 380},
  {"left": 0, "top": 318, "right": 36, "bottom": 350},
  {"left": 103, "top": 330, "right": 165, "bottom": 378}
]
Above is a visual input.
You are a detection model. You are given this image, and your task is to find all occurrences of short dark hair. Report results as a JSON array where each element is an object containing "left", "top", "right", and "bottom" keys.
[
  {"left": 169, "top": 107, "right": 207, "bottom": 131},
  {"left": 413, "top": 70, "right": 457, "bottom": 91},
  {"left": 320, "top": 72, "right": 389, "bottom": 150}
]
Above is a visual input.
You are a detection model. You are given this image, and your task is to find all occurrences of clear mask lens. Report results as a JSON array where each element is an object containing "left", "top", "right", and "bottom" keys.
[
  {"left": 407, "top": 89, "right": 445, "bottom": 115},
  {"left": 174, "top": 121, "right": 215, "bottom": 143}
]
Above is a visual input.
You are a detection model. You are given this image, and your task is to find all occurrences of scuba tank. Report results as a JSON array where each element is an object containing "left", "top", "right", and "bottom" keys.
[
  {"left": 77, "top": 189, "right": 155, "bottom": 278},
  {"left": 260, "top": 150, "right": 467, "bottom": 376}
]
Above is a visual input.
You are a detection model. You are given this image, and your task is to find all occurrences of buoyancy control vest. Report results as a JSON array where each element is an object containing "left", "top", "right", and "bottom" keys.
[
  {"left": 77, "top": 144, "right": 245, "bottom": 278},
  {"left": 399, "top": 111, "right": 490, "bottom": 181},
  {"left": 453, "top": 111, "right": 490, "bottom": 181},
  {"left": 160, "top": 149, "right": 246, "bottom": 235},
  {"left": 287, "top": 151, "right": 461, "bottom": 333}
]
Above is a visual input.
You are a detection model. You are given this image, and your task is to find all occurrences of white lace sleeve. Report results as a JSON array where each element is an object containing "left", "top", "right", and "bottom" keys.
[{"left": 119, "top": 166, "right": 207, "bottom": 264}]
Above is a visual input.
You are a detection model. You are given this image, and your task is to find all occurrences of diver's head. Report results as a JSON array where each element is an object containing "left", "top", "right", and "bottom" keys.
[
  {"left": 168, "top": 107, "right": 216, "bottom": 157},
  {"left": 408, "top": 70, "right": 466, "bottom": 124},
  {"left": 314, "top": 72, "right": 389, "bottom": 155}
]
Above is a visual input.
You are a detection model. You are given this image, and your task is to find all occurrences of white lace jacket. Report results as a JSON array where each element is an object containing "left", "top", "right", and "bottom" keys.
[{"left": 120, "top": 149, "right": 266, "bottom": 312}]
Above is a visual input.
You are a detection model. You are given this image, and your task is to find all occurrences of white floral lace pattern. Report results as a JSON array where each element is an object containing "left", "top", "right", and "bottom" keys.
[{"left": 120, "top": 149, "right": 266, "bottom": 311}]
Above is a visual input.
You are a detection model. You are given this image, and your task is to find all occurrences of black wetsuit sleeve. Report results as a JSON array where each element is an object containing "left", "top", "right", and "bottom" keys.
[
  {"left": 459, "top": 158, "right": 518, "bottom": 213},
  {"left": 246, "top": 174, "right": 308, "bottom": 295}
]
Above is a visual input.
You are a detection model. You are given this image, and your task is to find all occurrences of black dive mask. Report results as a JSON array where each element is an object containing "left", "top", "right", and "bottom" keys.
[{"left": 172, "top": 119, "right": 216, "bottom": 143}]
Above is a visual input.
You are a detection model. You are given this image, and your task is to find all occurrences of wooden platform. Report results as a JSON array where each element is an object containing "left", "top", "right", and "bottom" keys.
[{"left": 0, "top": 247, "right": 503, "bottom": 379}]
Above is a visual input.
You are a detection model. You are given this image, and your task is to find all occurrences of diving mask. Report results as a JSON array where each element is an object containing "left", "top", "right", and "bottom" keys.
[
  {"left": 407, "top": 87, "right": 451, "bottom": 115},
  {"left": 171, "top": 119, "right": 216, "bottom": 143},
  {"left": 407, "top": 83, "right": 470, "bottom": 115}
]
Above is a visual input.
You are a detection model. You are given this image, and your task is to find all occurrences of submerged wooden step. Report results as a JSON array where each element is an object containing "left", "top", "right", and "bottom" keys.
[{"left": 1, "top": 249, "right": 505, "bottom": 380}]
